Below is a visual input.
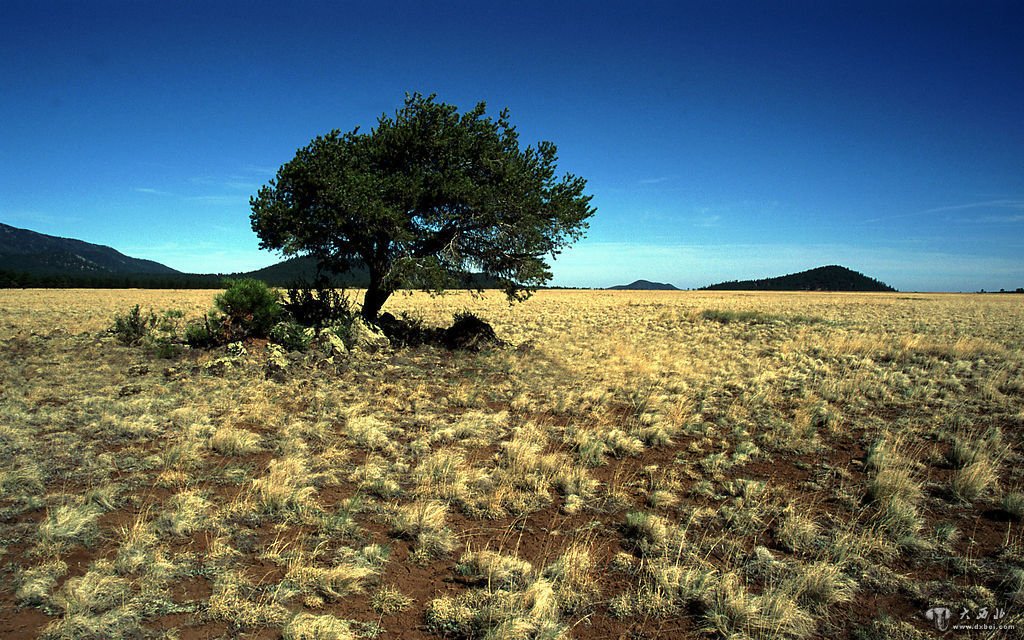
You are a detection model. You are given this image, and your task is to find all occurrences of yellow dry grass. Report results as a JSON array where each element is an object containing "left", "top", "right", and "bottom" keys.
[{"left": 1, "top": 288, "right": 1022, "bottom": 640}]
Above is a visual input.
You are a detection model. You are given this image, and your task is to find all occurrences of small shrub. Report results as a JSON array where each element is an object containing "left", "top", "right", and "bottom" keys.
[
  {"left": 147, "top": 337, "right": 182, "bottom": 359},
  {"left": 139, "top": 308, "right": 188, "bottom": 356},
  {"left": 269, "top": 321, "right": 312, "bottom": 352},
  {"left": 110, "top": 305, "right": 156, "bottom": 345},
  {"left": 375, "top": 311, "right": 443, "bottom": 347},
  {"left": 215, "top": 278, "right": 283, "bottom": 339},
  {"left": 156, "top": 308, "right": 185, "bottom": 330},
  {"left": 284, "top": 281, "right": 354, "bottom": 328},
  {"left": 444, "top": 311, "right": 502, "bottom": 351},
  {"left": 184, "top": 311, "right": 224, "bottom": 348},
  {"left": 112, "top": 306, "right": 188, "bottom": 355},
  {"left": 326, "top": 321, "right": 355, "bottom": 350}
]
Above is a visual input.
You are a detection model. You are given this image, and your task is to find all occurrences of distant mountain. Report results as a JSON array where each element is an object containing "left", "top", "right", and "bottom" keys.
[
  {"left": 701, "top": 265, "right": 896, "bottom": 292},
  {"left": 608, "top": 279, "right": 679, "bottom": 291},
  {"left": 0, "top": 227, "right": 899, "bottom": 295},
  {"left": 0, "top": 223, "right": 179, "bottom": 276},
  {"left": 0, "top": 224, "right": 502, "bottom": 289}
]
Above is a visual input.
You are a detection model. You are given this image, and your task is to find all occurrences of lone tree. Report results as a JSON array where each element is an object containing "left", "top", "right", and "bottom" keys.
[{"left": 250, "top": 93, "right": 595, "bottom": 321}]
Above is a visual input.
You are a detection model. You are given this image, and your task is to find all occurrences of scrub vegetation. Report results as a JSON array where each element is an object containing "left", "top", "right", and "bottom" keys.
[{"left": 1, "top": 288, "right": 1022, "bottom": 639}]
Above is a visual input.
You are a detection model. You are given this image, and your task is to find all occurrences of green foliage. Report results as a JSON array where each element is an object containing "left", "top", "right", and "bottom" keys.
[
  {"left": 179, "top": 280, "right": 286, "bottom": 348},
  {"left": 214, "top": 278, "right": 283, "bottom": 339},
  {"left": 283, "top": 281, "right": 354, "bottom": 328},
  {"left": 326, "top": 321, "right": 355, "bottom": 349},
  {"left": 110, "top": 305, "right": 157, "bottom": 345},
  {"left": 110, "top": 306, "right": 190, "bottom": 356},
  {"left": 144, "top": 309, "right": 186, "bottom": 358},
  {"left": 250, "top": 92, "right": 595, "bottom": 320},
  {"left": 184, "top": 311, "right": 223, "bottom": 348},
  {"left": 147, "top": 338, "right": 180, "bottom": 359},
  {"left": 269, "top": 321, "right": 312, "bottom": 352}
]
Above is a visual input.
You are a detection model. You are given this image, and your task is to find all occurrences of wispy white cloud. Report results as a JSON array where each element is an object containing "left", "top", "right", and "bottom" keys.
[
  {"left": 185, "top": 195, "right": 247, "bottom": 205},
  {"left": 638, "top": 176, "right": 672, "bottom": 185},
  {"left": 922, "top": 199, "right": 1024, "bottom": 214},
  {"left": 191, "top": 176, "right": 259, "bottom": 190},
  {"left": 979, "top": 214, "right": 1024, "bottom": 223},
  {"left": 240, "top": 164, "right": 278, "bottom": 178},
  {"left": 863, "top": 198, "right": 1024, "bottom": 224},
  {"left": 693, "top": 214, "right": 721, "bottom": 228},
  {"left": 186, "top": 169, "right": 267, "bottom": 198},
  {"left": 133, "top": 187, "right": 173, "bottom": 196}
]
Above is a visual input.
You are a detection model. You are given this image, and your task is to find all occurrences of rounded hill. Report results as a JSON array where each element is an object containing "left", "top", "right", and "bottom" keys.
[{"left": 701, "top": 265, "right": 896, "bottom": 292}]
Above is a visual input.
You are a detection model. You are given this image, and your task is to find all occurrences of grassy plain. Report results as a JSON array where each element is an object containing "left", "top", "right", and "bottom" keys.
[{"left": 1, "top": 288, "right": 1023, "bottom": 639}]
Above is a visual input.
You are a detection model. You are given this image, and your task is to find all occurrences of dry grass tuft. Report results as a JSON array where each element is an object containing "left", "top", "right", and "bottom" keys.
[{"left": 251, "top": 456, "right": 319, "bottom": 514}]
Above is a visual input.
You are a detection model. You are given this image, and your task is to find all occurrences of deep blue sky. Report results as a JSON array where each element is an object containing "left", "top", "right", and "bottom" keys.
[{"left": 2, "top": 1, "right": 1022, "bottom": 291}]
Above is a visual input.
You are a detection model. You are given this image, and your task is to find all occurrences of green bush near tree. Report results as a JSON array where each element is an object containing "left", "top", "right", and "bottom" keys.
[{"left": 214, "top": 278, "right": 284, "bottom": 340}]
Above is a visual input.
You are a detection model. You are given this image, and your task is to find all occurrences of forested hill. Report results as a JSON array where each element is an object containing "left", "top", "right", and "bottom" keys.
[
  {"left": 0, "top": 223, "right": 180, "bottom": 277},
  {"left": 701, "top": 265, "right": 896, "bottom": 292}
]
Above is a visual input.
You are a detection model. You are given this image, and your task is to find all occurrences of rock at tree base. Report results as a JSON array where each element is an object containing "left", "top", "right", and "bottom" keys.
[
  {"left": 349, "top": 317, "right": 391, "bottom": 352},
  {"left": 315, "top": 328, "right": 348, "bottom": 357}
]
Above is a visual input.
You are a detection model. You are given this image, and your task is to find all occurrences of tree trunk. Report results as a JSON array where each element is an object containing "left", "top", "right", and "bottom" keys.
[{"left": 361, "top": 269, "right": 392, "bottom": 322}]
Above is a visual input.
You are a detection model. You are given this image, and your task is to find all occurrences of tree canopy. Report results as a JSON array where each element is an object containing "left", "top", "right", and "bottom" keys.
[{"left": 250, "top": 93, "right": 595, "bottom": 320}]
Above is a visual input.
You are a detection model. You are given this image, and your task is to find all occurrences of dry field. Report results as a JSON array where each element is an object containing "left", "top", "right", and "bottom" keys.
[{"left": 1, "top": 288, "right": 1023, "bottom": 640}]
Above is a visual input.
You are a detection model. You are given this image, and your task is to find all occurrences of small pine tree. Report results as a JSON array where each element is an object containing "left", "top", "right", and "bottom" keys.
[{"left": 215, "top": 279, "right": 283, "bottom": 339}]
